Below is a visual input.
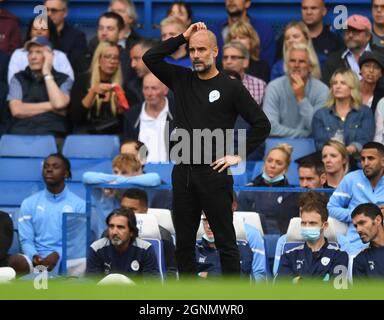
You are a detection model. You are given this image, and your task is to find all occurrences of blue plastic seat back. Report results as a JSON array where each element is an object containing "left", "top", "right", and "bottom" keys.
[
  {"left": 0, "top": 134, "right": 57, "bottom": 157},
  {"left": 69, "top": 158, "right": 112, "bottom": 182},
  {"left": 265, "top": 138, "right": 316, "bottom": 161},
  {"left": 144, "top": 238, "right": 165, "bottom": 279},
  {"left": 0, "top": 181, "right": 43, "bottom": 206},
  {"left": 144, "top": 162, "right": 174, "bottom": 185},
  {"left": 66, "top": 182, "right": 86, "bottom": 200},
  {"left": 63, "top": 135, "right": 120, "bottom": 158},
  {"left": 0, "top": 158, "right": 43, "bottom": 181}
]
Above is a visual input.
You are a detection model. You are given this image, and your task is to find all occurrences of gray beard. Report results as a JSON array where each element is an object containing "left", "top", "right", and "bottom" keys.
[
  {"left": 111, "top": 237, "right": 123, "bottom": 246},
  {"left": 193, "top": 62, "right": 213, "bottom": 74}
]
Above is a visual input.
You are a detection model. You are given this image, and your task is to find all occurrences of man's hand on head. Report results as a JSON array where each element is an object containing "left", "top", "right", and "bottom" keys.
[
  {"left": 42, "top": 46, "right": 54, "bottom": 76},
  {"left": 182, "top": 22, "right": 207, "bottom": 41}
]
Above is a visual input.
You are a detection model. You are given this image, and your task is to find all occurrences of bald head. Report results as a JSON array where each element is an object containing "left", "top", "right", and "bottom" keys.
[
  {"left": 189, "top": 29, "right": 218, "bottom": 49},
  {"left": 185, "top": 24, "right": 219, "bottom": 77},
  {"left": 143, "top": 73, "right": 167, "bottom": 90},
  {"left": 142, "top": 72, "right": 168, "bottom": 107}
]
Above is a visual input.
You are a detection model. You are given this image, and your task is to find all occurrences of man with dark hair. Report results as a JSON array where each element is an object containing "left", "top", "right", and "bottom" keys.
[
  {"left": 18, "top": 153, "right": 85, "bottom": 275},
  {"left": 276, "top": 191, "right": 348, "bottom": 281},
  {"left": 371, "top": 0, "right": 384, "bottom": 49},
  {"left": 210, "top": 0, "right": 276, "bottom": 66},
  {"left": 44, "top": 0, "right": 88, "bottom": 72},
  {"left": 275, "top": 0, "right": 343, "bottom": 65},
  {"left": 86, "top": 207, "right": 160, "bottom": 277},
  {"left": 108, "top": 0, "right": 141, "bottom": 50},
  {"left": 352, "top": 203, "right": 384, "bottom": 278},
  {"left": 297, "top": 156, "right": 327, "bottom": 189},
  {"left": 126, "top": 38, "right": 159, "bottom": 106},
  {"left": 88, "top": 12, "right": 125, "bottom": 55},
  {"left": 328, "top": 141, "right": 384, "bottom": 255},
  {"left": 120, "top": 188, "right": 177, "bottom": 277}
]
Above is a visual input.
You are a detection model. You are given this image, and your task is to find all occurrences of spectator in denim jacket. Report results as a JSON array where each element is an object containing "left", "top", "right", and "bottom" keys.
[{"left": 312, "top": 67, "right": 375, "bottom": 154}]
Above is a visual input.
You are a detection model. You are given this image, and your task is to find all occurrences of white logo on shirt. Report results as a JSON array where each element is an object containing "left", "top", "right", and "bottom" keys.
[
  {"left": 296, "top": 259, "right": 304, "bottom": 269},
  {"left": 199, "top": 256, "right": 207, "bottom": 263},
  {"left": 37, "top": 206, "right": 45, "bottom": 212},
  {"left": 357, "top": 183, "right": 365, "bottom": 190},
  {"left": 209, "top": 90, "right": 220, "bottom": 103},
  {"left": 321, "top": 257, "right": 330, "bottom": 266},
  {"left": 131, "top": 260, "right": 140, "bottom": 271},
  {"left": 62, "top": 205, "right": 74, "bottom": 213},
  {"left": 368, "top": 261, "right": 375, "bottom": 270}
]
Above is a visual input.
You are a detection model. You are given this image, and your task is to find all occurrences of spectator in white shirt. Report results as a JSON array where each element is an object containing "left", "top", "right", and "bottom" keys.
[{"left": 123, "top": 73, "right": 175, "bottom": 163}]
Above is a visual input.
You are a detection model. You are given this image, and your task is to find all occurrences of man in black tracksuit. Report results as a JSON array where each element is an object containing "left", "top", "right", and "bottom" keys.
[{"left": 142, "top": 22, "right": 270, "bottom": 276}]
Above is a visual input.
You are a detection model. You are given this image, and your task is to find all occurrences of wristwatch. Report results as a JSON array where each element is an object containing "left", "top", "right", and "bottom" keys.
[{"left": 44, "top": 74, "right": 54, "bottom": 81}]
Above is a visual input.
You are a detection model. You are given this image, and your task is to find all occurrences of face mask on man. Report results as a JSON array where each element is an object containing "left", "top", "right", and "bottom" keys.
[{"left": 300, "top": 227, "right": 321, "bottom": 242}]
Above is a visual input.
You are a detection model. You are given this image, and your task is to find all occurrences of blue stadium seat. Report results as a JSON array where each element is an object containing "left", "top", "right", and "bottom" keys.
[
  {"left": 232, "top": 171, "right": 248, "bottom": 186},
  {"left": 265, "top": 138, "right": 316, "bottom": 161},
  {"left": 144, "top": 162, "right": 174, "bottom": 185},
  {"left": 69, "top": 158, "right": 112, "bottom": 182},
  {"left": 251, "top": 161, "right": 264, "bottom": 181},
  {"left": 135, "top": 213, "right": 165, "bottom": 279},
  {"left": 263, "top": 234, "right": 282, "bottom": 276},
  {"left": 62, "top": 135, "right": 120, "bottom": 158},
  {"left": 66, "top": 182, "right": 86, "bottom": 199},
  {"left": 286, "top": 162, "right": 299, "bottom": 186},
  {"left": 0, "top": 158, "right": 43, "bottom": 181},
  {"left": 0, "top": 135, "right": 57, "bottom": 157},
  {"left": 61, "top": 213, "right": 89, "bottom": 276}
]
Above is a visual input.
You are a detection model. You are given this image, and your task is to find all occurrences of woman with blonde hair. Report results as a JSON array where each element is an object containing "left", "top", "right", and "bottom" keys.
[
  {"left": 70, "top": 41, "right": 125, "bottom": 134},
  {"left": 238, "top": 143, "right": 293, "bottom": 234},
  {"left": 226, "top": 21, "right": 270, "bottom": 82},
  {"left": 312, "top": 67, "right": 374, "bottom": 154},
  {"left": 272, "top": 21, "right": 321, "bottom": 80},
  {"left": 322, "top": 140, "right": 349, "bottom": 189},
  {"left": 249, "top": 143, "right": 293, "bottom": 187}
]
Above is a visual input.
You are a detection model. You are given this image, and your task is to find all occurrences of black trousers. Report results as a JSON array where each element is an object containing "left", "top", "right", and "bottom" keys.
[{"left": 172, "top": 164, "right": 240, "bottom": 276}]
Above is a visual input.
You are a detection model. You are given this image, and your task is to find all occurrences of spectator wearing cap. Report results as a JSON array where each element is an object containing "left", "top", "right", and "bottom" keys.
[
  {"left": 7, "top": 16, "right": 74, "bottom": 85},
  {"left": 359, "top": 51, "right": 384, "bottom": 114},
  {"left": 7, "top": 36, "right": 72, "bottom": 138},
  {"left": 322, "top": 15, "right": 373, "bottom": 85}
]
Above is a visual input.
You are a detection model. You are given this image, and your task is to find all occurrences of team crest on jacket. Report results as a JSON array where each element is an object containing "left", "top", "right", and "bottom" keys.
[
  {"left": 209, "top": 90, "right": 220, "bottom": 102},
  {"left": 321, "top": 257, "right": 330, "bottom": 266},
  {"left": 131, "top": 260, "right": 140, "bottom": 271}
]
